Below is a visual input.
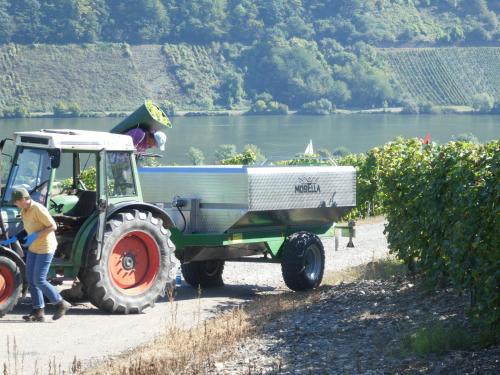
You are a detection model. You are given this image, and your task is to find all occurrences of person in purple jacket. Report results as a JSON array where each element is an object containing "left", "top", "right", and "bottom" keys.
[{"left": 126, "top": 128, "right": 167, "bottom": 153}]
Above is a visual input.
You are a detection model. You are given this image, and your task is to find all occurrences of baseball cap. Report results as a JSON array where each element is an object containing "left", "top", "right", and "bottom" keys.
[
  {"left": 154, "top": 131, "right": 167, "bottom": 151},
  {"left": 11, "top": 187, "right": 30, "bottom": 203}
]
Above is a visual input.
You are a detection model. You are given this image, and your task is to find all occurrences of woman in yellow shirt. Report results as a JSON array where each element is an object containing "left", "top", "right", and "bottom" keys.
[{"left": 9, "top": 188, "right": 71, "bottom": 322}]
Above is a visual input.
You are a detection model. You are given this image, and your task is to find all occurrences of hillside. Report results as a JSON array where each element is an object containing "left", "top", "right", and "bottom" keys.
[
  {"left": 0, "top": 1, "right": 498, "bottom": 114},
  {"left": 383, "top": 47, "right": 500, "bottom": 106},
  {"left": 0, "top": 43, "right": 235, "bottom": 112}
]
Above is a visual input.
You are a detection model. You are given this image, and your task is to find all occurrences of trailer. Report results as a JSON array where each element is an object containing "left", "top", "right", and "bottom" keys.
[{"left": 139, "top": 165, "right": 356, "bottom": 289}]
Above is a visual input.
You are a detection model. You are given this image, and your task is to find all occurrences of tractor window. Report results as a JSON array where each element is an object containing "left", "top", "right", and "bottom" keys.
[
  {"left": 2, "top": 147, "right": 51, "bottom": 205},
  {"left": 53, "top": 152, "right": 96, "bottom": 193},
  {"left": 106, "top": 152, "right": 136, "bottom": 197}
]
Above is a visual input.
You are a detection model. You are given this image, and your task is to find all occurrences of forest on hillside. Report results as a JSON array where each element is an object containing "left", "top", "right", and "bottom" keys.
[{"left": 0, "top": 1, "right": 499, "bottom": 113}]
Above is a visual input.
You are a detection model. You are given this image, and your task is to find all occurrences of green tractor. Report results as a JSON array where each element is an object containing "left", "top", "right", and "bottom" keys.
[{"left": 0, "top": 129, "right": 175, "bottom": 316}]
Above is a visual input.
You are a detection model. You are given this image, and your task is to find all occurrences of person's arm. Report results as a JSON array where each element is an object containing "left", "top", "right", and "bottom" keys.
[{"left": 35, "top": 205, "right": 57, "bottom": 235}]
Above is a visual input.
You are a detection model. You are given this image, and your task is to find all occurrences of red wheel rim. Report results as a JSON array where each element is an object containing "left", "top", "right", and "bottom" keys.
[
  {"left": 0, "top": 264, "right": 14, "bottom": 304},
  {"left": 108, "top": 231, "right": 160, "bottom": 296}
]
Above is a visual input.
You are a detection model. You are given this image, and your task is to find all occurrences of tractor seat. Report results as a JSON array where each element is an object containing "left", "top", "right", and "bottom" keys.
[{"left": 54, "top": 190, "right": 97, "bottom": 227}]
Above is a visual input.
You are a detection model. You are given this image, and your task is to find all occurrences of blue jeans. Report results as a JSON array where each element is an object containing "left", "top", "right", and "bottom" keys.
[{"left": 26, "top": 251, "right": 62, "bottom": 309}]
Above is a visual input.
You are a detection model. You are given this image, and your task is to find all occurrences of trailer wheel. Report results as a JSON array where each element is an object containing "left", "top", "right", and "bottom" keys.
[
  {"left": 281, "top": 232, "right": 325, "bottom": 291},
  {"left": 83, "top": 210, "right": 174, "bottom": 314},
  {"left": 181, "top": 260, "right": 225, "bottom": 288},
  {"left": 0, "top": 256, "right": 22, "bottom": 317}
]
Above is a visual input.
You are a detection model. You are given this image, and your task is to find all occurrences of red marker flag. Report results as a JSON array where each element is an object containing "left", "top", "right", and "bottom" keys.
[{"left": 422, "top": 133, "right": 430, "bottom": 145}]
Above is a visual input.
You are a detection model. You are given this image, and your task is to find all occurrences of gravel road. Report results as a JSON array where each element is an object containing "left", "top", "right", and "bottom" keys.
[{"left": 0, "top": 218, "right": 388, "bottom": 374}]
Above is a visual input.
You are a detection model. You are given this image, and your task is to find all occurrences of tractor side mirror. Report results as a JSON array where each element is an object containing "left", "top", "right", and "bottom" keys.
[
  {"left": 48, "top": 149, "right": 61, "bottom": 169},
  {"left": 0, "top": 138, "right": 14, "bottom": 162}
]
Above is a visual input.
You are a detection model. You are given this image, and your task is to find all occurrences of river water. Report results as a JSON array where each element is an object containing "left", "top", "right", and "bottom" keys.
[{"left": 0, "top": 114, "right": 498, "bottom": 164}]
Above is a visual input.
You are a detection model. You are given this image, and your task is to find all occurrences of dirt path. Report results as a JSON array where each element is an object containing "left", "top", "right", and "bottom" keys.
[{"left": 0, "top": 218, "right": 388, "bottom": 374}]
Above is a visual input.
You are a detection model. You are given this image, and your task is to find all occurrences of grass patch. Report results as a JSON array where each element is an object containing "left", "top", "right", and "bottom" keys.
[
  {"left": 84, "top": 289, "right": 320, "bottom": 375},
  {"left": 323, "top": 257, "right": 407, "bottom": 285},
  {"left": 402, "top": 321, "right": 499, "bottom": 356}
]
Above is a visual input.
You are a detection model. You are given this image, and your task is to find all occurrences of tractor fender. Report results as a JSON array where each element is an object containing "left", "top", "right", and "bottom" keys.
[
  {"left": 0, "top": 246, "right": 25, "bottom": 274},
  {"left": 0, "top": 246, "right": 26, "bottom": 292},
  {"left": 106, "top": 201, "right": 176, "bottom": 229},
  {"left": 77, "top": 201, "right": 176, "bottom": 269}
]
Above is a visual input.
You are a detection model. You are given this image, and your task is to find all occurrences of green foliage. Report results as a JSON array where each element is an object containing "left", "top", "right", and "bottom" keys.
[
  {"left": 243, "top": 144, "right": 266, "bottom": 164},
  {"left": 402, "top": 322, "right": 477, "bottom": 355},
  {"left": 1, "top": 105, "right": 29, "bottom": 118},
  {"left": 280, "top": 138, "right": 500, "bottom": 327},
  {"left": 298, "top": 99, "right": 333, "bottom": 115},
  {"left": 67, "top": 102, "right": 81, "bottom": 117},
  {"left": 377, "top": 139, "right": 500, "bottom": 326},
  {"left": 384, "top": 48, "right": 500, "bottom": 107},
  {"left": 159, "top": 100, "right": 177, "bottom": 117},
  {"left": 246, "top": 94, "right": 288, "bottom": 115},
  {"left": 401, "top": 99, "right": 420, "bottom": 114},
  {"left": 0, "top": 3, "right": 498, "bottom": 111},
  {"left": 52, "top": 101, "right": 68, "bottom": 117},
  {"left": 186, "top": 146, "right": 205, "bottom": 165},
  {"left": 214, "top": 144, "right": 237, "bottom": 163},
  {"left": 137, "top": 156, "right": 161, "bottom": 167},
  {"left": 219, "top": 149, "right": 257, "bottom": 165},
  {"left": 472, "top": 92, "right": 495, "bottom": 113},
  {"left": 217, "top": 71, "right": 244, "bottom": 108},
  {"left": 61, "top": 166, "right": 97, "bottom": 191}
]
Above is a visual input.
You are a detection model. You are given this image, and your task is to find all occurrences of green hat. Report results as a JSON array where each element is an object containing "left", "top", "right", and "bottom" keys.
[{"left": 11, "top": 187, "right": 30, "bottom": 203}]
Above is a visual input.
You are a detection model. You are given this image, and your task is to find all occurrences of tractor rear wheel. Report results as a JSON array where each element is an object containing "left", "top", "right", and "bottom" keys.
[
  {"left": 281, "top": 232, "right": 325, "bottom": 291},
  {"left": 0, "top": 256, "right": 22, "bottom": 317},
  {"left": 83, "top": 210, "right": 174, "bottom": 314},
  {"left": 181, "top": 260, "right": 224, "bottom": 288}
]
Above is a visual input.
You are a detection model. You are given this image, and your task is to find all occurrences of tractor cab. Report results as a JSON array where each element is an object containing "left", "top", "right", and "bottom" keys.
[{"left": 1, "top": 129, "right": 139, "bottom": 263}]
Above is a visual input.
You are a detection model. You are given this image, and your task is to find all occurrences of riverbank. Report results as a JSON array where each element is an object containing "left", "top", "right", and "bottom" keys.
[{"left": 1, "top": 104, "right": 482, "bottom": 120}]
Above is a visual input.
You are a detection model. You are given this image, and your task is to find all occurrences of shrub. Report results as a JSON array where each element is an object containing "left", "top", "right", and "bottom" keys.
[
  {"left": 220, "top": 149, "right": 257, "bottom": 165},
  {"left": 53, "top": 101, "right": 68, "bottom": 117},
  {"left": 378, "top": 139, "right": 500, "bottom": 326},
  {"left": 472, "top": 93, "right": 494, "bottom": 113},
  {"left": 214, "top": 144, "right": 237, "bottom": 163},
  {"left": 298, "top": 98, "right": 333, "bottom": 115},
  {"left": 187, "top": 147, "right": 205, "bottom": 165},
  {"left": 243, "top": 144, "right": 266, "bottom": 164},
  {"left": 160, "top": 100, "right": 177, "bottom": 117},
  {"left": 68, "top": 103, "right": 81, "bottom": 117},
  {"left": 246, "top": 94, "right": 288, "bottom": 115},
  {"left": 401, "top": 99, "right": 419, "bottom": 114},
  {"left": 1, "top": 106, "right": 30, "bottom": 118}
]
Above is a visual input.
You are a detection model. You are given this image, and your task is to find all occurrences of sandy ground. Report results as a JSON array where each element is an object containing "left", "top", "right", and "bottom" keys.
[{"left": 0, "top": 218, "right": 388, "bottom": 374}]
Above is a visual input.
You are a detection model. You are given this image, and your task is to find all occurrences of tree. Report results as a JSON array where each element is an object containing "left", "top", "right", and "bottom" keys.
[
  {"left": 218, "top": 71, "right": 244, "bottom": 108},
  {"left": 472, "top": 92, "right": 494, "bottom": 113},
  {"left": 214, "top": 144, "right": 237, "bottom": 163},
  {"left": 10, "top": 0, "right": 45, "bottom": 43},
  {"left": 246, "top": 39, "right": 336, "bottom": 107},
  {"left": 187, "top": 147, "right": 205, "bottom": 165},
  {"left": 52, "top": 101, "right": 68, "bottom": 116},
  {"left": 0, "top": 1, "right": 13, "bottom": 43},
  {"left": 243, "top": 144, "right": 266, "bottom": 164},
  {"left": 104, "top": 0, "right": 169, "bottom": 43},
  {"left": 298, "top": 98, "right": 333, "bottom": 115},
  {"left": 170, "top": 0, "right": 227, "bottom": 43}
]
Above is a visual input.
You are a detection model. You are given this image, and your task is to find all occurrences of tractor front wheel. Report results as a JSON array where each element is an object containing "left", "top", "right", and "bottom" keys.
[
  {"left": 83, "top": 210, "right": 174, "bottom": 314},
  {"left": 0, "top": 256, "right": 22, "bottom": 317}
]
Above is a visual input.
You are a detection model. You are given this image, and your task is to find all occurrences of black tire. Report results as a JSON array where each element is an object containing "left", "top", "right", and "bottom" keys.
[
  {"left": 281, "top": 232, "right": 325, "bottom": 291},
  {"left": 82, "top": 209, "right": 174, "bottom": 314},
  {"left": 0, "top": 256, "right": 23, "bottom": 317},
  {"left": 181, "top": 260, "right": 225, "bottom": 288}
]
